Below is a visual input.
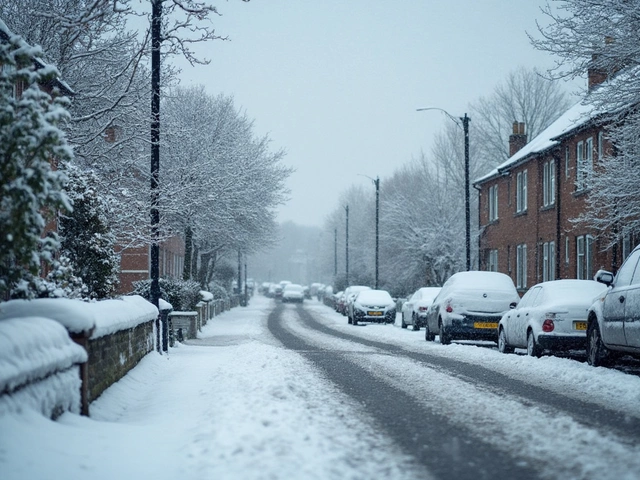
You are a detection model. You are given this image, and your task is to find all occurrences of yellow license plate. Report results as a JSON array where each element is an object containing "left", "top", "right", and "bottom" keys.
[
  {"left": 574, "top": 321, "right": 587, "bottom": 330},
  {"left": 474, "top": 322, "right": 498, "bottom": 329},
  {"left": 368, "top": 311, "right": 383, "bottom": 316}
]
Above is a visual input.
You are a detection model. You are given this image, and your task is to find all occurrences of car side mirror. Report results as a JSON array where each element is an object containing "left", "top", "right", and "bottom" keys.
[
  {"left": 509, "top": 302, "right": 517, "bottom": 309},
  {"left": 594, "top": 269, "right": 614, "bottom": 287}
]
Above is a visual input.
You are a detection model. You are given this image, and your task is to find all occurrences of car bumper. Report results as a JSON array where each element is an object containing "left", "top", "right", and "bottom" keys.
[
  {"left": 354, "top": 310, "right": 395, "bottom": 323},
  {"left": 445, "top": 315, "right": 502, "bottom": 341},
  {"left": 536, "top": 333, "right": 585, "bottom": 351}
]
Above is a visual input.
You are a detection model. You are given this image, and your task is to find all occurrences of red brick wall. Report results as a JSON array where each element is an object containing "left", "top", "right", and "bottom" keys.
[{"left": 478, "top": 124, "right": 619, "bottom": 294}]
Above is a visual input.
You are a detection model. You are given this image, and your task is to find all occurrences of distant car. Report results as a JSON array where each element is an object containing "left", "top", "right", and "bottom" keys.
[
  {"left": 343, "top": 286, "right": 371, "bottom": 322},
  {"left": 587, "top": 245, "right": 640, "bottom": 366},
  {"left": 282, "top": 284, "right": 305, "bottom": 303},
  {"left": 425, "top": 271, "right": 519, "bottom": 344},
  {"left": 349, "top": 289, "right": 396, "bottom": 325},
  {"left": 498, "top": 280, "right": 608, "bottom": 357},
  {"left": 401, "top": 287, "right": 442, "bottom": 331}
]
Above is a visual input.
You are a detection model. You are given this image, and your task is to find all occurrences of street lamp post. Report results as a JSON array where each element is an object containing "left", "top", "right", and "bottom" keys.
[
  {"left": 345, "top": 205, "right": 349, "bottom": 286},
  {"left": 416, "top": 108, "right": 471, "bottom": 271},
  {"left": 374, "top": 177, "right": 380, "bottom": 289}
]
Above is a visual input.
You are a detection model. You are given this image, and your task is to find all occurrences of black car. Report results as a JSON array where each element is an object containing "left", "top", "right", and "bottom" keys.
[{"left": 587, "top": 245, "right": 640, "bottom": 366}]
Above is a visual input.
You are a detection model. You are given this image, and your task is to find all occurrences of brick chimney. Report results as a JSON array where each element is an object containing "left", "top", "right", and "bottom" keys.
[
  {"left": 588, "top": 36, "right": 614, "bottom": 91},
  {"left": 509, "top": 121, "right": 527, "bottom": 157}
]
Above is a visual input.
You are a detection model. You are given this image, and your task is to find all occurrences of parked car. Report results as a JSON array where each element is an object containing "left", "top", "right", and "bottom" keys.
[
  {"left": 334, "top": 291, "right": 345, "bottom": 313},
  {"left": 401, "top": 287, "right": 442, "bottom": 331},
  {"left": 343, "top": 286, "right": 371, "bottom": 322},
  {"left": 587, "top": 245, "right": 640, "bottom": 366},
  {"left": 498, "top": 279, "right": 608, "bottom": 357},
  {"left": 425, "top": 271, "right": 519, "bottom": 344},
  {"left": 282, "top": 283, "right": 305, "bottom": 303},
  {"left": 349, "top": 289, "right": 396, "bottom": 325}
]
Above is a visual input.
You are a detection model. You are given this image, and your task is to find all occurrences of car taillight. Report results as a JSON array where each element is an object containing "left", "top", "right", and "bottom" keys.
[
  {"left": 419, "top": 306, "right": 428, "bottom": 312},
  {"left": 542, "top": 319, "right": 554, "bottom": 332},
  {"left": 445, "top": 301, "right": 453, "bottom": 313}
]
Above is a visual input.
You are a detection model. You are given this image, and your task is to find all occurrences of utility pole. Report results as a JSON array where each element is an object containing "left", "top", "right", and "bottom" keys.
[
  {"left": 334, "top": 228, "right": 338, "bottom": 277},
  {"left": 150, "top": 0, "right": 162, "bottom": 352},
  {"left": 237, "top": 250, "right": 242, "bottom": 305},
  {"left": 345, "top": 205, "right": 349, "bottom": 286},
  {"left": 416, "top": 108, "right": 471, "bottom": 271},
  {"left": 462, "top": 113, "right": 471, "bottom": 271},
  {"left": 374, "top": 176, "right": 380, "bottom": 289}
]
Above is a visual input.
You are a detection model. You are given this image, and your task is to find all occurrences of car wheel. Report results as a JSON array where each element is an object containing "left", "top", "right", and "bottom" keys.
[
  {"left": 439, "top": 319, "right": 451, "bottom": 345},
  {"left": 401, "top": 314, "right": 407, "bottom": 329},
  {"left": 587, "top": 320, "right": 610, "bottom": 367},
  {"left": 526, "top": 330, "right": 542, "bottom": 358},
  {"left": 424, "top": 323, "right": 433, "bottom": 342},
  {"left": 412, "top": 314, "right": 420, "bottom": 331},
  {"left": 498, "top": 328, "right": 514, "bottom": 354}
]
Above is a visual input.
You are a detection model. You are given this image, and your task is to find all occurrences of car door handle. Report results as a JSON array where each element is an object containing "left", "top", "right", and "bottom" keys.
[{"left": 619, "top": 296, "right": 625, "bottom": 303}]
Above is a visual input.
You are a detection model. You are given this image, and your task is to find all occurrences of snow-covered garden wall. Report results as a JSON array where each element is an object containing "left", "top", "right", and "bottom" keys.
[{"left": 0, "top": 296, "right": 158, "bottom": 416}]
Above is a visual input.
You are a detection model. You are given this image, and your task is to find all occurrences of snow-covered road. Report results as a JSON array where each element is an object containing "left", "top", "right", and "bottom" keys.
[{"left": 2, "top": 295, "right": 640, "bottom": 480}]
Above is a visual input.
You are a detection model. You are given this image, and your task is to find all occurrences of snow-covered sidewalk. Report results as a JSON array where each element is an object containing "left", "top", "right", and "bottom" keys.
[{"left": 0, "top": 296, "right": 424, "bottom": 480}]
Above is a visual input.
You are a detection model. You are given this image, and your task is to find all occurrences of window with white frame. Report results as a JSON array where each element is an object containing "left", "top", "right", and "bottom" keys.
[
  {"left": 516, "top": 243, "right": 527, "bottom": 289},
  {"left": 516, "top": 170, "right": 527, "bottom": 213},
  {"left": 576, "top": 235, "right": 594, "bottom": 280},
  {"left": 488, "top": 185, "right": 498, "bottom": 221},
  {"left": 543, "top": 159, "right": 556, "bottom": 207},
  {"left": 488, "top": 249, "right": 498, "bottom": 272},
  {"left": 598, "top": 131, "right": 604, "bottom": 160},
  {"left": 576, "top": 138, "right": 593, "bottom": 191},
  {"left": 565, "top": 237, "right": 570, "bottom": 264},
  {"left": 576, "top": 141, "right": 585, "bottom": 190},
  {"left": 542, "top": 241, "right": 555, "bottom": 281},
  {"left": 565, "top": 145, "right": 570, "bottom": 178}
]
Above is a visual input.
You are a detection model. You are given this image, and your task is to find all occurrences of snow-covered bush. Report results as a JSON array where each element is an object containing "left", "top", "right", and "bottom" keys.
[
  {"left": 59, "top": 163, "right": 119, "bottom": 299},
  {"left": 207, "top": 280, "right": 229, "bottom": 301},
  {"left": 0, "top": 24, "right": 73, "bottom": 299},
  {"left": 132, "top": 278, "right": 201, "bottom": 311}
]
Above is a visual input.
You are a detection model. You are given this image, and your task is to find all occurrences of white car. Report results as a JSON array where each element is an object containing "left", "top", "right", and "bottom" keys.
[
  {"left": 425, "top": 271, "right": 519, "bottom": 344},
  {"left": 343, "top": 285, "right": 371, "bottom": 323},
  {"left": 401, "top": 287, "right": 441, "bottom": 331},
  {"left": 349, "top": 289, "right": 396, "bottom": 325},
  {"left": 499, "top": 279, "right": 608, "bottom": 357},
  {"left": 282, "top": 284, "right": 305, "bottom": 303}
]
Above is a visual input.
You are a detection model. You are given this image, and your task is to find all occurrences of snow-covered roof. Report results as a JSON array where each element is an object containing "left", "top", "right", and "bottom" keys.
[
  {"left": 0, "top": 18, "right": 74, "bottom": 95},
  {"left": 474, "top": 100, "right": 600, "bottom": 185}
]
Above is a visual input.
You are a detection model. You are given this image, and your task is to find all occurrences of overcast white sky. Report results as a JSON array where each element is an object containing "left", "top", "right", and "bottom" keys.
[{"left": 174, "top": 1, "right": 574, "bottom": 228}]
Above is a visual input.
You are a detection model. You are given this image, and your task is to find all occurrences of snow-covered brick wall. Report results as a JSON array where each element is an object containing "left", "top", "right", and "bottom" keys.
[
  {"left": 0, "top": 295, "right": 159, "bottom": 339},
  {"left": 89, "top": 295, "right": 158, "bottom": 339},
  {"left": 0, "top": 317, "right": 87, "bottom": 418}
]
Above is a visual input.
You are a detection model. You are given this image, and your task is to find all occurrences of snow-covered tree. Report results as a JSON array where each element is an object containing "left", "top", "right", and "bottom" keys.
[
  {"left": 533, "top": 0, "right": 640, "bottom": 247},
  {"left": 378, "top": 156, "right": 463, "bottom": 295},
  {"left": 59, "top": 163, "right": 120, "bottom": 299},
  {"left": 162, "top": 86, "right": 292, "bottom": 288},
  {"left": 471, "top": 66, "right": 572, "bottom": 168},
  {"left": 0, "top": 24, "right": 73, "bottom": 299}
]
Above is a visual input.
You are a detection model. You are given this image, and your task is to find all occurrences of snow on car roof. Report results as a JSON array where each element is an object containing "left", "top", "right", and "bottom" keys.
[
  {"left": 356, "top": 290, "right": 393, "bottom": 303},
  {"left": 446, "top": 271, "right": 516, "bottom": 291}
]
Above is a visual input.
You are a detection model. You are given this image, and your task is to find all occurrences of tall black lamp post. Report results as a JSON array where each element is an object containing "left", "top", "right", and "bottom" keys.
[
  {"left": 345, "top": 205, "right": 349, "bottom": 286},
  {"left": 416, "top": 108, "right": 471, "bottom": 271}
]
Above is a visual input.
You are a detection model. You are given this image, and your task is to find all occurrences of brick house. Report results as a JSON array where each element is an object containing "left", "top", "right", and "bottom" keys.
[
  {"left": 117, "top": 237, "right": 185, "bottom": 294},
  {"left": 474, "top": 74, "right": 635, "bottom": 294}
]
